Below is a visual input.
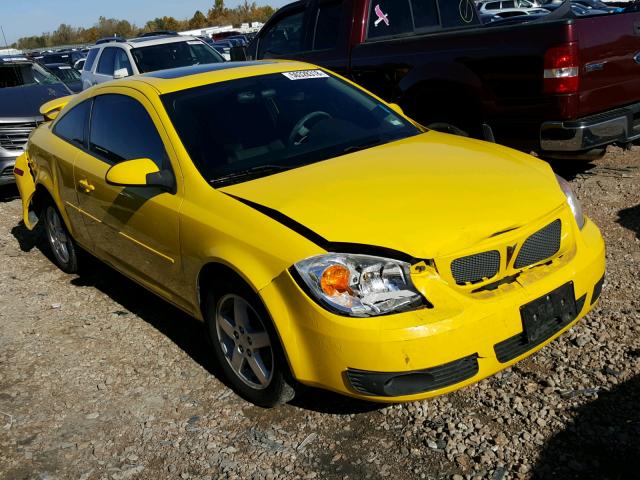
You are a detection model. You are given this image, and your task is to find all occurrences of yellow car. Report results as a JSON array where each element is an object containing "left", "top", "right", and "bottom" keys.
[{"left": 13, "top": 61, "right": 605, "bottom": 407}]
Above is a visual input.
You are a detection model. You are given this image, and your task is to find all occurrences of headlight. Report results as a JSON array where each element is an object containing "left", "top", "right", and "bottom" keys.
[
  {"left": 293, "top": 253, "right": 427, "bottom": 317},
  {"left": 556, "top": 174, "right": 584, "bottom": 229}
]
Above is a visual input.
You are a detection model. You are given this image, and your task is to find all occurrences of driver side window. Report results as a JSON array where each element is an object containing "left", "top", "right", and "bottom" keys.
[
  {"left": 89, "top": 94, "right": 168, "bottom": 169},
  {"left": 258, "top": 11, "right": 305, "bottom": 57}
]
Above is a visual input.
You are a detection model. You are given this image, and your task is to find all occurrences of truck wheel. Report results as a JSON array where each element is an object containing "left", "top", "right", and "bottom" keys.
[
  {"left": 43, "top": 202, "right": 78, "bottom": 274},
  {"left": 204, "top": 284, "right": 295, "bottom": 407}
]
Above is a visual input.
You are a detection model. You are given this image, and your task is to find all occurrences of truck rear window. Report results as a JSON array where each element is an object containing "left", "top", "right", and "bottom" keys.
[{"left": 367, "top": 0, "right": 480, "bottom": 39}]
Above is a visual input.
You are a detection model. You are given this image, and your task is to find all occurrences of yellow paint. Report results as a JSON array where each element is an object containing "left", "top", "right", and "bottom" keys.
[
  {"left": 105, "top": 158, "right": 160, "bottom": 187},
  {"left": 16, "top": 61, "right": 606, "bottom": 402}
]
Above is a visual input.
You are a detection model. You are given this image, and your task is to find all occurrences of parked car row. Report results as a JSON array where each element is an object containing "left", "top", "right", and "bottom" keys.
[{"left": 477, "top": 0, "right": 624, "bottom": 22}]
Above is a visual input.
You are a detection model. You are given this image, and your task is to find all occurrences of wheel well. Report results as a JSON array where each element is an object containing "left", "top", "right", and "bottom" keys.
[
  {"left": 197, "top": 262, "right": 296, "bottom": 379},
  {"left": 400, "top": 81, "right": 484, "bottom": 135},
  {"left": 197, "top": 262, "right": 253, "bottom": 316},
  {"left": 31, "top": 184, "right": 55, "bottom": 221}
]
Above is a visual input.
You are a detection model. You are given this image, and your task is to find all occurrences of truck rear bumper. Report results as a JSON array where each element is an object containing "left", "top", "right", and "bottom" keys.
[{"left": 540, "top": 103, "right": 640, "bottom": 152}]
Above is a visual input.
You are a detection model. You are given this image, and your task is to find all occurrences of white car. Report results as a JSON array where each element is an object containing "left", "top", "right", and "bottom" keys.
[
  {"left": 80, "top": 35, "right": 225, "bottom": 90},
  {"left": 477, "top": 0, "right": 544, "bottom": 14}
]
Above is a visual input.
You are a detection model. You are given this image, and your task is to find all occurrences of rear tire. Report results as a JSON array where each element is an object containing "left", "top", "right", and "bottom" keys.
[
  {"left": 43, "top": 202, "right": 78, "bottom": 274},
  {"left": 204, "top": 283, "right": 295, "bottom": 407}
]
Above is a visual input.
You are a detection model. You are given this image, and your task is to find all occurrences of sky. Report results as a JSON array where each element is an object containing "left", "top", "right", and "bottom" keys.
[{"left": 0, "top": 0, "right": 290, "bottom": 45}]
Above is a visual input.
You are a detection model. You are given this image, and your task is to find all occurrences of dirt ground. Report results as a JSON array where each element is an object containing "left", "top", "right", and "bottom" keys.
[{"left": 0, "top": 147, "right": 639, "bottom": 480}]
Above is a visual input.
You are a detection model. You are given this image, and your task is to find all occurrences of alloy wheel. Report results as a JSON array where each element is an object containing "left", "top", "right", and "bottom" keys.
[
  {"left": 45, "top": 206, "right": 70, "bottom": 265},
  {"left": 215, "top": 294, "right": 274, "bottom": 390}
]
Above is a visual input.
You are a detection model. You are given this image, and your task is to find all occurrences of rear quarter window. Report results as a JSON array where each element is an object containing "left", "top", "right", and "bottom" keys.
[{"left": 53, "top": 100, "right": 91, "bottom": 148}]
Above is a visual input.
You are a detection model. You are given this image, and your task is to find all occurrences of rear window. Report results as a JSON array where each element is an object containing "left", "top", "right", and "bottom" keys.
[
  {"left": 313, "top": 2, "right": 343, "bottom": 50},
  {"left": 367, "top": 0, "right": 479, "bottom": 38},
  {"left": 131, "top": 41, "right": 223, "bottom": 73},
  {"left": 84, "top": 48, "right": 99, "bottom": 71}
]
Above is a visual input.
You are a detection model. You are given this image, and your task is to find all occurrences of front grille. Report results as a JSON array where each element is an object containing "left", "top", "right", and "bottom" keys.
[
  {"left": 0, "top": 166, "right": 13, "bottom": 178},
  {"left": 514, "top": 219, "right": 561, "bottom": 269},
  {"left": 0, "top": 121, "right": 38, "bottom": 151},
  {"left": 346, "top": 354, "right": 479, "bottom": 396},
  {"left": 451, "top": 250, "right": 500, "bottom": 285}
]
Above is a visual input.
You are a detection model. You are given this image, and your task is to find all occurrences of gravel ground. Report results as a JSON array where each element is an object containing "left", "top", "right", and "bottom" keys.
[{"left": 0, "top": 146, "right": 639, "bottom": 480}]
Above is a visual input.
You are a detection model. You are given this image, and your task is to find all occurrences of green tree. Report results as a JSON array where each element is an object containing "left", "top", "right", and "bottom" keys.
[{"left": 189, "top": 10, "right": 208, "bottom": 29}]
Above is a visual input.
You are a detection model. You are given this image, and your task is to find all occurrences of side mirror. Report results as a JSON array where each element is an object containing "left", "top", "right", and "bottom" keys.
[
  {"left": 113, "top": 68, "right": 130, "bottom": 79},
  {"left": 388, "top": 103, "right": 404, "bottom": 116},
  {"left": 230, "top": 46, "right": 248, "bottom": 61},
  {"left": 105, "top": 158, "right": 175, "bottom": 192}
]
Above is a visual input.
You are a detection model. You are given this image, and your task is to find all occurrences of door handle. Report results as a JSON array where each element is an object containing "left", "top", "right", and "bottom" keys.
[{"left": 78, "top": 179, "right": 95, "bottom": 193}]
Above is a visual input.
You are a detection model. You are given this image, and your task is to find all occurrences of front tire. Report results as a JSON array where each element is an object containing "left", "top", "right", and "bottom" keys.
[
  {"left": 204, "top": 285, "right": 295, "bottom": 407},
  {"left": 43, "top": 202, "right": 78, "bottom": 274}
]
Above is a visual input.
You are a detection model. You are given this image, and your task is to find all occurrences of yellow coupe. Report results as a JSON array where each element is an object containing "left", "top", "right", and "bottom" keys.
[{"left": 14, "top": 61, "right": 605, "bottom": 407}]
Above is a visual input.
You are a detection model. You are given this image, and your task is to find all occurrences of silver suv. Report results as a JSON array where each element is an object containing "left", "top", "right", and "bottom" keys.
[{"left": 81, "top": 35, "right": 225, "bottom": 90}]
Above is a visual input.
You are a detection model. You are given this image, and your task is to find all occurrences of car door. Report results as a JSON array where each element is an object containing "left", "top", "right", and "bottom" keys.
[
  {"left": 92, "top": 47, "right": 118, "bottom": 85},
  {"left": 73, "top": 88, "right": 188, "bottom": 308}
]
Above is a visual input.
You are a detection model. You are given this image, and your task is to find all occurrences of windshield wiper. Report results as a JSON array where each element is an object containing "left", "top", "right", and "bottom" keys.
[
  {"left": 211, "top": 164, "right": 292, "bottom": 187},
  {"left": 341, "top": 138, "right": 385, "bottom": 155}
]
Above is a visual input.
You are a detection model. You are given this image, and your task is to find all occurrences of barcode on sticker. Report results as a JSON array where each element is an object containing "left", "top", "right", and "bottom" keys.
[{"left": 282, "top": 70, "right": 329, "bottom": 80}]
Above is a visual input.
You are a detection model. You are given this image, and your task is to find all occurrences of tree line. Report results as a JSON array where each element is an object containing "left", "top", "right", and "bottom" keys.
[{"left": 12, "top": 0, "right": 276, "bottom": 49}]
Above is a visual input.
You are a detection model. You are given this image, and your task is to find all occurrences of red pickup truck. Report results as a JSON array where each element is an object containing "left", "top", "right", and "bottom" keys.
[{"left": 238, "top": 0, "right": 640, "bottom": 158}]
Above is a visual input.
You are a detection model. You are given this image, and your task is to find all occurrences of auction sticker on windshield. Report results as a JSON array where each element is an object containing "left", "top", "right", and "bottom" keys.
[{"left": 282, "top": 70, "right": 329, "bottom": 80}]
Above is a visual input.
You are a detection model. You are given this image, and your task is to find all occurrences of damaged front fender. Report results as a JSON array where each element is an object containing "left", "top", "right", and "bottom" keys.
[{"left": 13, "top": 153, "right": 38, "bottom": 230}]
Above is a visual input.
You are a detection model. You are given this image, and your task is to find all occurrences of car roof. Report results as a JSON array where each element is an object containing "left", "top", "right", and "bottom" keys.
[
  {"left": 89, "top": 35, "right": 199, "bottom": 51},
  {"left": 105, "top": 60, "right": 324, "bottom": 95}
]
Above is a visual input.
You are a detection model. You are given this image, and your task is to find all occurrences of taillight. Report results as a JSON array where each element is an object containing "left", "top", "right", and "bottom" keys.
[{"left": 544, "top": 42, "right": 579, "bottom": 94}]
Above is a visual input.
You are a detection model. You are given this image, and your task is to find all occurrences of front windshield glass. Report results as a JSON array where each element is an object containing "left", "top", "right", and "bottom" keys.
[
  {"left": 162, "top": 70, "right": 421, "bottom": 187},
  {"left": 51, "top": 66, "right": 81, "bottom": 83},
  {"left": 131, "top": 41, "right": 224, "bottom": 73},
  {"left": 0, "top": 62, "right": 60, "bottom": 88}
]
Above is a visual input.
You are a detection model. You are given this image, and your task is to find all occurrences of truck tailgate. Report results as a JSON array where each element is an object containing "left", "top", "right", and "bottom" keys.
[{"left": 577, "top": 12, "right": 640, "bottom": 119}]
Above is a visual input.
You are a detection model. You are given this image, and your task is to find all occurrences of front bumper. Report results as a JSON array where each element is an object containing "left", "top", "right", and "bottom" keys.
[
  {"left": 260, "top": 218, "right": 606, "bottom": 402},
  {"left": 540, "top": 102, "right": 640, "bottom": 152},
  {"left": 0, "top": 155, "right": 17, "bottom": 186}
]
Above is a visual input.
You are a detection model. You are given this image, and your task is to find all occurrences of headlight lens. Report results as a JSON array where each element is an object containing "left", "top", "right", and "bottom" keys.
[
  {"left": 556, "top": 174, "right": 584, "bottom": 229},
  {"left": 293, "top": 253, "right": 427, "bottom": 317}
]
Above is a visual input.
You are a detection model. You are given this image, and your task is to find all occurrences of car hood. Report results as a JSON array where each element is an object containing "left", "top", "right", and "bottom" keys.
[
  {"left": 0, "top": 83, "right": 71, "bottom": 118},
  {"left": 221, "top": 132, "right": 566, "bottom": 259}
]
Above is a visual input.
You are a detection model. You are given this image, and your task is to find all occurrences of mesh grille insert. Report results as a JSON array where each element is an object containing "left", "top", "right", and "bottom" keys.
[
  {"left": 451, "top": 250, "right": 500, "bottom": 285},
  {"left": 514, "top": 219, "right": 561, "bottom": 269}
]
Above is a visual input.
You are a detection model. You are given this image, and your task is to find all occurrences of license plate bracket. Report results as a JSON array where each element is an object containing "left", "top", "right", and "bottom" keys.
[{"left": 520, "top": 282, "right": 577, "bottom": 343}]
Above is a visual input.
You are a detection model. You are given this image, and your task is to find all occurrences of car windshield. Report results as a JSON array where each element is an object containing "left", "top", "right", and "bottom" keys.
[
  {"left": 0, "top": 61, "right": 60, "bottom": 88},
  {"left": 52, "top": 66, "right": 81, "bottom": 82},
  {"left": 131, "top": 41, "right": 224, "bottom": 73},
  {"left": 162, "top": 70, "right": 421, "bottom": 187}
]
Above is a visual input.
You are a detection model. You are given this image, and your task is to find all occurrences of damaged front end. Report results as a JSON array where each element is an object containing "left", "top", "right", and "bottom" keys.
[{"left": 12, "top": 152, "right": 38, "bottom": 230}]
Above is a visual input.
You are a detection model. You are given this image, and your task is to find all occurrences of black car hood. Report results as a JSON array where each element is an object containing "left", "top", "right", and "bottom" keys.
[{"left": 0, "top": 83, "right": 71, "bottom": 118}]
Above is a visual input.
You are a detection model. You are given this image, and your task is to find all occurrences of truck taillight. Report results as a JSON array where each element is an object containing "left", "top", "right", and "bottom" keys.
[{"left": 544, "top": 42, "right": 579, "bottom": 94}]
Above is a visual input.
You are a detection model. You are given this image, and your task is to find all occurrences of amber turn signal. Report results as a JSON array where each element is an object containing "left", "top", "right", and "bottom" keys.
[{"left": 320, "top": 264, "right": 352, "bottom": 296}]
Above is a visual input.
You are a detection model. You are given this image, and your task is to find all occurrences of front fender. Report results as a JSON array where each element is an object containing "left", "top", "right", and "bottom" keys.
[{"left": 13, "top": 153, "right": 37, "bottom": 230}]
